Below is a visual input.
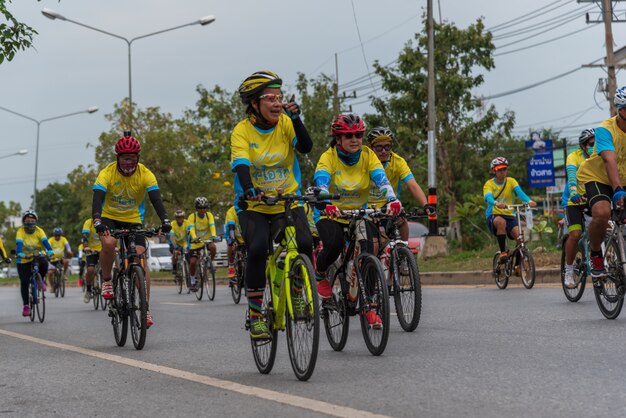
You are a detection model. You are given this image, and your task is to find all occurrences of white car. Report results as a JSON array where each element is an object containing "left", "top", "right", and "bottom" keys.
[{"left": 147, "top": 243, "right": 173, "bottom": 272}]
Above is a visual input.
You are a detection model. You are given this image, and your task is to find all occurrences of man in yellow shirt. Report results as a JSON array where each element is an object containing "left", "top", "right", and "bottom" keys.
[
  {"left": 223, "top": 205, "right": 243, "bottom": 282},
  {"left": 186, "top": 197, "right": 217, "bottom": 292},
  {"left": 81, "top": 218, "right": 103, "bottom": 303},
  {"left": 46, "top": 227, "right": 73, "bottom": 293},
  {"left": 168, "top": 209, "right": 188, "bottom": 280}
]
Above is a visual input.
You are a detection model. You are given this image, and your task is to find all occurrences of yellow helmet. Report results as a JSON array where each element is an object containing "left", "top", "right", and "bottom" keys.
[{"left": 238, "top": 70, "right": 282, "bottom": 104}]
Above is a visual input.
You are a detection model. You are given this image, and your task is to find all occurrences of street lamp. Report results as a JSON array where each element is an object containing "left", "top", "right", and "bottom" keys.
[
  {"left": 0, "top": 105, "right": 98, "bottom": 210},
  {"left": 0, "top": 149, "right": 28, "bottom": 160},
  {"left": 42, "top": 8, "right": 216, "bottom": 128}
]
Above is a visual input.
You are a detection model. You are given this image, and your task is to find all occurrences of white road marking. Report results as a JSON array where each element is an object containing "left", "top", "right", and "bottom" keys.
[
  {"left": 0, "top": 328, "right": 390, "bottom": 418},
  {"left": 161, "top": 302, "right": 202, "bottom": 306}
]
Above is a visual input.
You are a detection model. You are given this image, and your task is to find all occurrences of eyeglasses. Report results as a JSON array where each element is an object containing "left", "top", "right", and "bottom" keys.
[
  {"left": 259, "top": 94, "right": 284, "bottom": 103},
  {"left": 372, "top": 144, "right": 392, "bottom": 152},
  {"left": 196, "top": 206, "right": 208, "bottom": 210},
  {"left": 341, "top": 132, "right": 364, "bottom": 139}
]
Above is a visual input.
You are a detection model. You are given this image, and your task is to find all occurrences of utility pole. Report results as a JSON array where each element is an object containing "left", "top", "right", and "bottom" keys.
[
  {"left": 333, "top": 53, "right": 340, "bottom": 116},
  {"left": 427, "top": 0, "right": 438, "bottom": 236}
]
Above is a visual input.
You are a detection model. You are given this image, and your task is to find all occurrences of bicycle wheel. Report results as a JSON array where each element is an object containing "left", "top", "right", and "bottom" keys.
[
  {"left": 492, "top": 253, "right": 508, "bottom": 289},
  {"left": 129, "top": 265, "right": 148, "bottom": 350},
  {"left": 93, "top": 283, "right": 100, "bottom": 310},
  {"left": 205, "top": 259, "right": 216, "bottom": 301},
  {"left": 322, "top": 262, "right": 349, "bottom": 351},
  {"left": 28, "top": 280, "right": 35, "bottom": 322},
  {"left": 54, "top": 270, "right": 61, "bottom": 298},
  {"left": 359, "top": 254, "right": 390, "bottom": 356},
  {"left": 392, "top": 247, "right": 421, "bottom": 332},
  {"left": 182, "top": 259, "right": 191, "bottom": 294},
  {"left": 231, "top": 255, "right": 244, "bottom": 304},
  {"left": 98, "top": 267, "right": 107, "bottom": 311},
  {"left": 285, "top": 254, "right": 319, "bottom": 381},
  {"left": 111, "top": 274, "right": 128, "bottom": 347},
  {"left": 195, "top": 262, "right": 205, "bottom": 301},
  {"left": 594, "top": 239, "right": 625, "bottom": 319},
  {"left": 560, "top": 235, "right": 587, "bottom": 302},
  {"left": 520, "top": 249, "right": 536, "bottom": 289},
  {"left": 175, "top": 260, "right": 183, "bottom": 294},
  {"left": 36, "top": 274, "right": 45, "bottom": 323},
  {"left": 250, "top": 284, "right": 278, "bottom": 374},
  {"left": 60, "top": 270, "right": 66, "bottom": 298}
]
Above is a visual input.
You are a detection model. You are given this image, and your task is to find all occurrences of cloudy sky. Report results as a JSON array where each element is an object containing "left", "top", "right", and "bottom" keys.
[{"left": 1, "top": 0, "right": 624, "bottom": 210}]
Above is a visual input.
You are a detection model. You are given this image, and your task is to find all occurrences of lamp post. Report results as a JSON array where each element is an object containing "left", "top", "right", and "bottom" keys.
[
  {"left": 0, "top": 149, "right": 28, "bottom": 160},
  {"left": 42, "top": 8, "right": 216, "bottom": 128},
  {"left": 0, "top": 105, "right": 98, "bottom": 210}
]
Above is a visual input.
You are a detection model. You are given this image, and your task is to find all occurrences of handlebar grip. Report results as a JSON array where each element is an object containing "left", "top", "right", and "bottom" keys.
[{"left": 317, "top": 193, "right": 341, "bottom": 200}]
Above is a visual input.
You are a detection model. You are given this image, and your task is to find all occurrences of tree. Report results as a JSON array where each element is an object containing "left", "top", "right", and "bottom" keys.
[
  {"left": 35, "top": 182, "right": 82, "bottom": 247},
  {"left": 0, "top": 0, "right": 38, "bottom": 63},
  {"left": 0, "top": 200, "right": 22, "bottom": 253}
]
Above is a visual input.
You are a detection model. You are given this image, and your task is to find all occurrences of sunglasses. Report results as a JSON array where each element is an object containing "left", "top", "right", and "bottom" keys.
[
  {"left": 259, "top": 94, "right": 284, "bottom": 103},
  {"left": 196, "top": 206, "right": 208, "bottom": 210},
  {"left": 341, "top": 132, "right": 364, "bottom": 139},
  {"left": 372, "top": 144, "right": 392, "bottom": 152}
]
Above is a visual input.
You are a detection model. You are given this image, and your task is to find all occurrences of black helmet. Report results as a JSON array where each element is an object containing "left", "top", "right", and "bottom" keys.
[
  {"left": 194, "top": 197, "right": 209, "bottom": 209},
  {"left": 367, "top": 127, "right": 395, "bottom": 144},
  {"left": 578, "top": 128, "right": 595, "bottom": 146},
  {"left": 238, "top": 70, "right": 282, "bottom": 105}
]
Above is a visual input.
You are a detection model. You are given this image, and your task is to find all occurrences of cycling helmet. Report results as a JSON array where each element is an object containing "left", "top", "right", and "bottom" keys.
[
  {"left": 194, "top": 196, "right": 209, "bottom": 209},
  {"left": 238, "top": 70, "right": 282, "bottom": 104},
  {"left": 115, "top": 133, "right": 141, "bottom": 154},
  {"left": 53, "top": 227, "right": 62, "bottom": 235},
  {"left": 615, "top": 86, "right": 626, "bottom": 109},
  {"left": 22, "top": 209, "right": 38, "bottom": 222},
  {"left": 330, "top": 113, "right": 366, "bottom": 136},
  {"left": 367, "top": 127, "right": 395, "bottom": 144},
  {"left": 174, "top": 209, "right": 185, "bottom": 218},
  {"left": 490, "top": 157, "right": 509, "bottom": 171},
  {"left": 578, "top": 128, "right": 595, "bottom": 146}
]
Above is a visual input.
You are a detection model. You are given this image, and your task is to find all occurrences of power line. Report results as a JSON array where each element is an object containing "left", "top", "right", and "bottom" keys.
[
  {"left": 494, "top": 23, "right": 599, "bottom": 57},
  {"left": 488, "top": 0, "right": 567, "bottom": 32},
  {"left": 350, "top": 0, "right": 378, "bottom": 98},
  {"left": 492, "top": 5, "right": 592, "bottom": 40},
  {"left": 513, "top": 105, "right": 599, "bottom": 129},
  {"left": 339, "top": 58, "right": 398, "bottom": 89}
]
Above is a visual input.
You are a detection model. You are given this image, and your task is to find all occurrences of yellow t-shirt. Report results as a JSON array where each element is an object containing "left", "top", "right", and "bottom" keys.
[
  {"left": 82, "top": 218, "right": 102, "bottom": 252},
  {"left": 230, "top": 113, "right": 302, "bottom": 215},
  {"left": 93, "top": 162, "right": 159, "bottom": 223},
  {"left": 224, "top": 206, "right": 244, "bottom": 244},
  {"left": 565, "top": 149, "right": 587, "bottom": 206},
  {"left": 49, "top": 236, "right": 70, "bottom": 262},
  {"left": 169, "top": 219, "right": 189, "bottom": 247},
  {"left": 368, "top": 151, "right": 414, "bottom": 208},
  {"left": 187, "top": 212, "right": 217, "bottom": 250},
  {"left": 0, "top": 237, "right": 7, "bottom": 259},
  {"left": 577, "top": 116, "right": 626, "bottom": 186},
  {"left": 16, "top": 226, "right": 49, "bottom": 264},
  {"left": 483, "top": 177, "right": 521, "bottom": 218},
  {"left": 78, "top": 244, "right": 86, "bottom": 261}
]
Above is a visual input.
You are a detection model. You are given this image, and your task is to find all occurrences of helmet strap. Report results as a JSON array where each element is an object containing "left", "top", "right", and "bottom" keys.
[{"left": 249, "top": 100, "right": 277, "bottom": 130}]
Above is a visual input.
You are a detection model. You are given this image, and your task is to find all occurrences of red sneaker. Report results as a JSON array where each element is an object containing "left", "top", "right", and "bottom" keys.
[
  {"left": 78, "top": 278, "right": 83, "bottom": 288},
  {"left": 146, "top": 311, "right": 154, "bottom": 328},
  {"left": 228, "top": 266, "right": 235, "bottom": 278},
  {"left": 365, "top": 310, "right": 383, "bottom": 329},
  {"left": 102, "top": 280, "right": 114, "bottom": 300},
  {"left": 22, "top": 305, "right": 30, "bottom": 317},
  {"left": 317, "top": 279, "right": 332, "bottom": 299}
]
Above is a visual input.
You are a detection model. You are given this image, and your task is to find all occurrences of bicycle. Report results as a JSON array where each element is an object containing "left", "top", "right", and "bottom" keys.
[
  {"left": 28, "top": 253, "right": 47, "bottom": 323},
  {"left": 192, "top": 237, "right": 220, "bottom": 301},
  {"left": 245, "top": 191, "right": 328, "bottom": 381},
  {"left": 320, "top": 207, "right": 391, "bottom": 356},
  {"left": 89, "top": 254, "right": 107, "bottom": 311},
  {"left": 173, "top": 247, "right": 189, "bottom": 295},
  {"left": 108, "top": 227, "right": 157, "bottom": 350},
  {"left": 492, "top": 203, "right": 536, "bottom": 290},
  {"left": 559, "top": 208, "right": 591, "bottom": 303},
  {"left": 374, "top": 209, "right": 424, "bottom": 332},
  {"left": 52, "top": 259, "right": 66, "bottom": 298},
  {"left": 231, "top": 243, "right": 247, "bottom": 304}
]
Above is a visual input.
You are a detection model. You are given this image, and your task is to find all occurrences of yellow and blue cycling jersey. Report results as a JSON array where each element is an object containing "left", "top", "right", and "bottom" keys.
[
  {"left": 231, "top": 113, "right": 303, "bottom": 215},
  {"left": 224, "top": 206, "right": 244, "bottom": 244},
  {"left": 78, "top": 244, "right": 86, "bottom": 261},
  {"left": 168, "top": 219, "right": 189, "bottom": 248},
  {"left": 16, "top": 226, "right": 52, "bottom": 264},
  {"left": 577, "top": 116, "right": 626, "bottom": 186},
  {"left": 49, "top": 236, "right": 71, "bottom": 262},
  {"left": 368, "top": 151, "right": 414, "bottom": 208},
  {"left": 483, "top": 177, "right": 531, "bottom": 219},
  {"left": 564, "top": 149, "right": 587, "bottom": 206},
  {"left": 0, "top": 237, "right": 7, "bottom": 259},
  {"left": 187, "top": 212, "right": 217, "bottom": 250},
  {"left": 314, "top": 146, "right": 396, "bottom": 223},
  {"left": 93, "top": 162, "right": 159, "bottom": 223},
  {"left": 82, "top": 218, "right": 102, "bottom": 252}
]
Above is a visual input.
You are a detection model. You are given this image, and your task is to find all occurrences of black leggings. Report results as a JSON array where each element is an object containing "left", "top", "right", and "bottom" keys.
[
  {"left": 239, "top": 207, "right": 313, "bottom": 291},
  {"left": 315, "top": 218, "right": 378, "bottom": 274},
  {"left": 17, "top": 259, "right": 49, "bottom": 305}
]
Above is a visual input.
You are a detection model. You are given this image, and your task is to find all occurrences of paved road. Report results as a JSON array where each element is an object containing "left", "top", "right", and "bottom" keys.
[{"left": 1, "top": 284, "right": 626, "bottom": 418}]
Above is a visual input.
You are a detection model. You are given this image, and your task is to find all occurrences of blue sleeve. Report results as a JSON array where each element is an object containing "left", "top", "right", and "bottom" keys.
[
  {"left": 313, "top": 170, "right": 331, "bottom": 193},
  {"left": 231, "top": 158, "right": 250, "bottom": 172},
  {"left": 42, "top": 238, "right": 53, "bottom": 251},
  {"left": 16, "top": 240, "right": 23, "bottom": 253},
  {"left": 484, "top": 192, "right": 496, "bottom": 205},
  {"left": 513, "top": 186, "right": 531, "bottom": 203},
  {"left": 370, "top": 168, "right": 396, "bottom": 201},
  {"left": 566, "top": 165, "right": 578, "bottom": 191},
  {"left": 561, "top": 187, "right": 570, "bottom": 207},
  {"left": 401, "top": 173, "right": 414, "bottom": 183},
  {"left": 595, "top": 127, "right": 615, "bottom": 154}
]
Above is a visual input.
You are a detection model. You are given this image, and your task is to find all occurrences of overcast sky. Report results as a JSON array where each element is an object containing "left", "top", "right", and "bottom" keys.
[{"left": 1, "top": 0, "right": 624, "bottom": 211}]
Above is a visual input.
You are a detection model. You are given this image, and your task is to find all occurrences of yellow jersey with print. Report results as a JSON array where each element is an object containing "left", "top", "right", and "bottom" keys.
[
  {"left": 49, "top": 236, "right": 70, "bottom": 262},
  {"left": 577, "top": 116, "right": 626, "bottom": 186},
  {"left": 93, "top": 162, "right": 159, "bottom": 223},
  {"left": 82, "top": 218, "right": 102, "bottom": 252},
  {"left": 224, "top": 206, "right": 244, "bottom": 244},
  {"left": 368, "top": 151, "right": 414, "bottom": 208},
  {"left": 16, "top": 226, "right": 49, "bottom": 264},
  {"left": 483, "top": 177, "right": 531, "bottom": 219},
  {"left": 565, "top": 149, "right": 587, "bottom": 206},
  {"left": 168, "top": 219, "right": 189, "bottom": 248},
  {"left": 0, "top": 237, "right": 7, "bottom": 259},
  {"left": 231, "top": 113, "right": 302, "bottom": 215},
  {"left": 78, "top": 244, "right": 86, "bottom": 261},
  {"left": 187, "top": 212, "right": 217, "bottom": 250}
]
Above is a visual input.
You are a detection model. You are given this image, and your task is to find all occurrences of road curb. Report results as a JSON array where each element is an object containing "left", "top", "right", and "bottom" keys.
[{"left": 420, "top": 268, "right": 561, "bottom": 285}]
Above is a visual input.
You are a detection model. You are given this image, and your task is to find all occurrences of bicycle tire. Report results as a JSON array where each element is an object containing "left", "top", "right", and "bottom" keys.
[
  {"left": 54, "top": 269, "right": 61, "bottom": 298},
  {"left": 560, "top": 235, "right": 587, "bottom": 302},
  {"left": 392, "top": 247, "right": 422, "bottom": 332},
  {"left": 98, "top": 267, "right": 108, "bottom": 311},
  {"left": 129, "top": 265, "right": 148, "bottom": 350},
  {"left": 206, "top": 259, "right": 216, "bottom": 301},
  {"left": 322, "top": 262, "right": 349, "bottom": 351},
  {"left": 28, "top": 280, "right": 35, "bottom": 322},
  {"left": 93, "top": 284, "right": 100, "bottom": 310},
  {"left": 175, "top": 260, "right": 183, "bottom": 294},
  {"left": 492, "top": 253, "right": 508, "bottom": 289},
  {"left": 36, "top": 274, "right": 45, "bottom": 323},
  {"left": 60, "top": 270, "right": 65, "bottom": 298},
  {"left": 594, "top": 239, "right": 625, "bottom": 319},
  {"left": 195, "top": 261, "right": 205, "bottom": 301},
  {"left": 285, "top": 254, "right": 320, "bottom": 381},
  {"left": 111, "top": 273, "right": 128, "bottom": 347},
  {"left": 182, "top": 259, "right": 191, "bottom": 294},
  {"left": 359, "top": 254, "right": 390, "bottom": 356},
  {"left": 250, "top": 284, "right": 278, "bottom": 374},
  {"left": 520, "top": 249, "right": 536, "bottom": 289},
  {"left": 231, "top": 260, "right": 243, "bottom": 304}
]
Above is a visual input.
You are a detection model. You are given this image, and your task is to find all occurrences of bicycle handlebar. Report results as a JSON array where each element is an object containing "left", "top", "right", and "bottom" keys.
[
  {"left": 238, "top": 191, "right": 341, "bottom": 206},
  {"left": 110, "top": 228, "right": 159, "bottom": 239}
]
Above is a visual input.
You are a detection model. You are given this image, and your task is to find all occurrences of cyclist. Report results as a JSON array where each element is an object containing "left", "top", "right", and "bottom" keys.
[
  {"left": 0, "top": 236, "right": 10, "bottom": 266},
  {"left": 483, "top": 157, "right": 537, "bottom": 264},
  {"left": 224, "top": 205, "right": 243, "bottom": 284},
  {"left": 92, "top": 132, "right": 172, "bottom": 328},
  {"left": 77, "top": 243, "right": 86, "bottom": 288},
  {"left": 168, "top": 209, "right": 188, "bottom": 281},
  {"left": 15, "top": 210, "right": 54, "bottom": 317},
  {"left": 81, "top": 218, "right": 102, "bottom": 303},
  {"left": 562, "top": 128, "right": 595, "bottom": 288},
  {"left": 577, "top": 87, "right": 626, "bottom": 280},
  {"left": 186, "top": 197, "right": 217, "bottom": 292},
  {"left": 46, "top": 227, "right": 73, "bottom": 293},
  {"left": 314, "top": 114, "right": 402, "bottom": 328},
  {"left": 231, "top": 70, "right": 313, "bottom": 339},
  {"left": 366, "top": 126, "right": 435, "bottom": 240}
]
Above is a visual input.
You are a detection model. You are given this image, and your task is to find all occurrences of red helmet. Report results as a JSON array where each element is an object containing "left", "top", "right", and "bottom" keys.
[
  {"left": 330, "top": 113, "right": 365, "bottom": 136},
  {"left": 115, "top": 134, "right": 141, "bottom": 154}
]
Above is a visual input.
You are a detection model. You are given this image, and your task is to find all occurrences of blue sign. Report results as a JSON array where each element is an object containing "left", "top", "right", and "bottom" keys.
[{"left": 526, "top": 135, "right": 555, "bottom": 188}]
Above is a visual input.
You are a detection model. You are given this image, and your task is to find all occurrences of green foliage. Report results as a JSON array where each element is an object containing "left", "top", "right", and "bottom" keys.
[
  {"left": 0, "top": 0, "right": 38, "bottom": 64},
  {"left": 35, "top": 182, "right": 82, "bottom": 247},
  {"left": 0, "top": 200, "right": 21, "bottom": 253}
]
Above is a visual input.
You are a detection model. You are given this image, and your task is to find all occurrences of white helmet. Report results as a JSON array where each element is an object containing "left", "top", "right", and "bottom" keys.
[
  {"left": 615, "top": 86, "right": 626, "bottom": 109},
  {"left": 490, "top": 157, "right": 508, "bottom": 171}
]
